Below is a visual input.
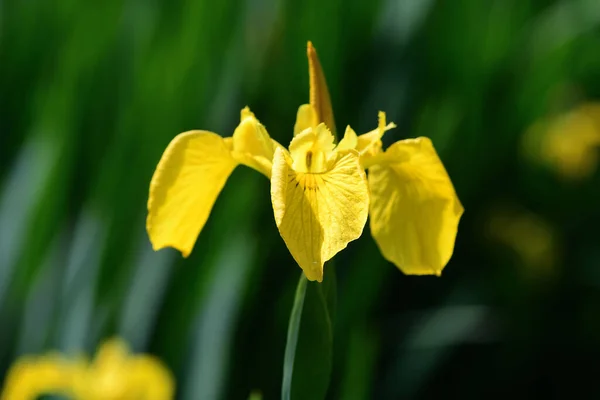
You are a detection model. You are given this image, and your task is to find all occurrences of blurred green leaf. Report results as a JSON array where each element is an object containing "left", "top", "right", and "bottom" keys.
[
  {"left": 339, "top": 323, "right": 378, "bottom": 400},
  {"left": 181, "top": 231, "right": 257, "bottom": 400}
]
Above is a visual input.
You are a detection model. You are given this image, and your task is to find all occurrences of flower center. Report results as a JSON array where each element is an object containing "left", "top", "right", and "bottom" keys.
[
  {"left": 306, "top": 150, "right": 313, "bottom": 170},
  {"left": 289, "top": 123, "right": 336, "bottom": 174}
]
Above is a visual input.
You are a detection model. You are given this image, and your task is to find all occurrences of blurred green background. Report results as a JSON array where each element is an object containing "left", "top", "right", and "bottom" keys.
[{"left": 2, "top": 0, "right": 600, "bottom": 398}]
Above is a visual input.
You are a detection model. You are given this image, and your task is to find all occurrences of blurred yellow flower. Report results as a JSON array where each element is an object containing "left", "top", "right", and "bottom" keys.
[
  {"left": 147, "top": 42, "right": 463, "bottom": 281},
  {"left": 523, "top": 102, "right": 600, "bottom": 180},
  {"left": 0, "top": 338, "right": 174, "bottom": 400}
]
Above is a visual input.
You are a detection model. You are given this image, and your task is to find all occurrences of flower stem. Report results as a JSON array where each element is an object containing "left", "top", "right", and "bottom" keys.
[{"left": 281, "top": 273, "right": 308, "bottom": 400}]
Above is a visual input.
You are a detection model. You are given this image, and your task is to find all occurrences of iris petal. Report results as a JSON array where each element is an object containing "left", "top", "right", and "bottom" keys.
[
  {"left": 231, "top": 107, "right": 279, "bottom": 178},
  {"left": 368, "top": 137, "right": 463, "bottom": 275},
  {"left": 271, "top": 148, "right": 369, "bottom": 281},
  {"left": 336, "top": 126, "right": 358, "bottom": 152},
  {"left": 294, "top": 104, "right": 318, "bottom": 136},
  {"left": 147, "top": 131, "right": 237, "bottom": 257},
  {"left": 307, "top": 41, "right": 336, "bottom": 137},
  {"left": 356, "top": 112, "right": 396, "bottom": 159}
]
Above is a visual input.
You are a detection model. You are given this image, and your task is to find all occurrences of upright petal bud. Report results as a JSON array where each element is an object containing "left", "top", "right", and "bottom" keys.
[{"left": 307, "top": 41, "right": 336, "bottom": 139}]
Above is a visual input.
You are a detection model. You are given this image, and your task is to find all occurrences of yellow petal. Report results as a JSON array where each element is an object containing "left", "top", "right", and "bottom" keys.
[
  {"left": 357, "top": 111, "right": 396, "bottom": 159},
  {"left": 128, "top": 356, "right": 175, "bottom": 400},
  {"left": 231, "top": 107, "right": 277, "bottom": 178},
  {"left": 368, "top": 137, "right": 463, "bottom": 275},
  {"left": 294, "top": 104, "right": 318, "bottom": 136},
  {"left": 147, "top": 131, "right": 237, "bottom": 257},
  {"left": 307, "top": 41, "right": 336, "bottom": 137},
  {"left": 86, "top": 339, "right": 130, "bottom": 398},
  {"left": 271, "top": 147, "right": 369, "bottom": 281},
  {"left": 92, "top": 339, "right": 174, "bottom": 400},
  {"left": 0, "top": 354, "right": 84, "bottom": 400},
  {"left": 93, "top": 338, "right": 129, "bottom": 367},
  {"left": 336, "top": 126, "right": 358, "bottom": 152}
]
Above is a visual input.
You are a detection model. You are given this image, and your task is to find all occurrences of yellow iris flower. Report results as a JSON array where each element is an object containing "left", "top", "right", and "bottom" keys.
[
  {"left": 147, "top": 42, "right": 463, "bottom": 282},
  {"left": 0, "top": 338, "right": 174, "bottom": 400}
]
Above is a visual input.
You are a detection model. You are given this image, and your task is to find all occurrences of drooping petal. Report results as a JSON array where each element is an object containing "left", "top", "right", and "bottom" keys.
[
  {"left": 147, "top": 131, "right": 237, "bottom": 257},
  {"left": 307, "top": 41, "right": 336, "bottom": 137},
  {"left": 231, "top": 107, "right": 280, "bottom": 178},
  {"left": 294, "top": 104, "right": 318, "bottom": 136},
  {"left": 271, "top": 147, "right": 369, "bottom": 282},
  {"left": 368, "top": 137, "right": 463, "bottom": 275}
]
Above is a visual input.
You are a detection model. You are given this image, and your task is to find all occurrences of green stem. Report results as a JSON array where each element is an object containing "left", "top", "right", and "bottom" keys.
[{"left": 281, "top": 273, "right": 308, "bottom": 400}]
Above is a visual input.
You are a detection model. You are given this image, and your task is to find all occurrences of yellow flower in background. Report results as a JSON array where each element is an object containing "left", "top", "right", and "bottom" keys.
[
  {"left": 0, "top": 338, "right": 174, "bottom": 400},
  {"left": 147, "top": 41, "right": 463, "bottom": 281},
  {"left": 73, "top": 338, "right": 174, "bottom": 400},
  {"left": 523, "top": 102, "right": 600, "bottom": 180},
  {"left": 0, "top": 353, "right": 83, "bottom": 400}
]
